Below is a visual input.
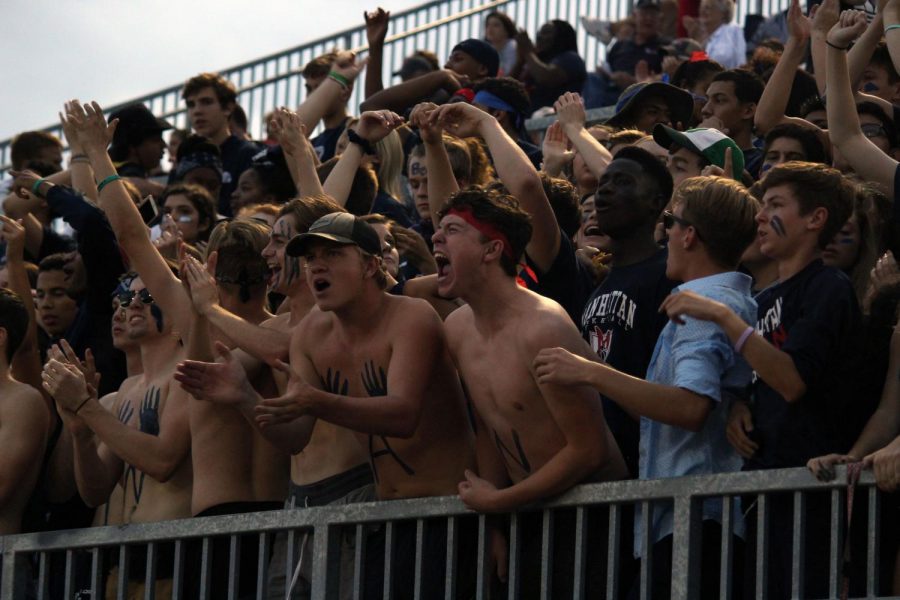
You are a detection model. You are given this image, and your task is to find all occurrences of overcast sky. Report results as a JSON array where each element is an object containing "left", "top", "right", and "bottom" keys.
[{"left": 0, "top": 0, "right": 425, "bottom": 140}]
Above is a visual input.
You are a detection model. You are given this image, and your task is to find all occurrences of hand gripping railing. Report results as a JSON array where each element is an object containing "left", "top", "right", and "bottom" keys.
[{"left": 0, "top": 466, "right": 891, "bottom": 599}]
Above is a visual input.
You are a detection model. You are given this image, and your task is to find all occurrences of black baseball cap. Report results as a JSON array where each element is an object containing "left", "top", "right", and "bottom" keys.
[
  {"left": 110, "top": 103, "right": 172, "bottom": 148},
  {"left": 286, "top": 212, "right": 382, "bottom": 257},
  {"left": 451, "top": 39, "right": 500, "bottom": 77},
  {"left": 635, "top": 0, "right": 661, "bottom": 9}
]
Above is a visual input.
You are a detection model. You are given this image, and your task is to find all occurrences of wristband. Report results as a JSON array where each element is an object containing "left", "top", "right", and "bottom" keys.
[
  {"left": 885, "top": 24, "right": 900, "bottom": 33},
  {"left": 734, "top": 326, "right": 755, "bottom": 354},
  {"left": 96, "top": 174, "right": 122, "bottom": 194},
  {"left": 70, "top": 154, "right": 90, "bottom": 164},
  {"left": 825, "top": 40, "right": 849, "bottom": 51},
  {"left": 31, "top": 178, "right": 47, "bottom": 197},
  {"left": 328, "top": 71, "right": 351, "bottom": 89},
  {"left": 74, "top": 395, "right": 92, "bottom": 415},
  {"left": 346, "top": 128, "right": 376, "bottom": 155}
]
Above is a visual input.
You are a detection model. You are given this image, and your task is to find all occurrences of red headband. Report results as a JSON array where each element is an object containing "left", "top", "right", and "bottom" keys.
[{"left": 446, "top": 207, "right": 515, "bottom": 260}]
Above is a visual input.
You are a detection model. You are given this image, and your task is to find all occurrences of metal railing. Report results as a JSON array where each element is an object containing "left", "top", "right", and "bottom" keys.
[
  {"left": 0, "top": 0, "right": 793, "bottom": 178},
  {"left": 0, "top": 466, "right": 892, "bottom": 599}
]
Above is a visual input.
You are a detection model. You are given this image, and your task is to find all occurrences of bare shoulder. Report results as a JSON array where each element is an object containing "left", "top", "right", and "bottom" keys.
[
  {"left": 260, "top": 313, "right": 291, "bottom": 330},
  {"left": 443, "top": 303, "right": 474, "bottom": 340},
  {"left": 0, "top": 381, "right": 48, "bottom": 428},
  {"left": 519, "top": 291, "right": 585, "bottom": 352},
  {"left": 387, "top": 294, "right": 442, "bottom": 331}
]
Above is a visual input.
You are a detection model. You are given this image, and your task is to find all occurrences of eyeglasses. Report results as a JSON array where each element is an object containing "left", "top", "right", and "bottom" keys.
[
  {"left": 663, "top": 210, "right": 703, "bottom": 240},
  {"left": 861, "top": 123, "right": 888, "bottom": 139},
  {"left": 117, "top": 288, "right": 154, "bottom": 308}
]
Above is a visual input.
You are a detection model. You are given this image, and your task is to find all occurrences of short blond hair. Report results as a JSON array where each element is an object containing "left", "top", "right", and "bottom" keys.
[{"left": 672, "top": 176, "right": 759, "bottom": 268}]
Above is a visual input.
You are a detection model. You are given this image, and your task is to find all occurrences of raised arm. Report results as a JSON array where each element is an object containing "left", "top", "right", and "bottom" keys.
[
  {"left": 60, "top": 100, "right": 97, "bottom": 200},
  {"left": 885, "top": 0, "right": 900, "bottom": 74},
  {"left": 0, "top": 216, "right": 45, "bottom": 401},
  {"left": 409, "top": 103, "right": 459, "bottom": 230},
  {"left": 755, "top": 0, "right": 819, "bottom": 135},
  {"left": 431, "top": 102, "right": 561, "bottom": 272},
  {"left": 811, "top": 0, "right": 841, "bottom": 94},
  {"left": 364, "top": 8, "right": 391, "bottom": 98},
  {"left": 296, "top": 52, "right": 366, "bottom": 133},
  {"left": 826, "top": 11, "right": 899, "bottom": 193},
  {"left": 847, "top": 5, "right": 885, "bottom": 87},
  {"left": 322, "top": 110, "right": 405, "bottom": 205},
  {"left": 513, "top": 30, "right": 569, "bottom": 87},
  {"left": 360, "top": 70, "right": 461, "bottom": 113},
  {"left": 67, "top": 102, "right": 194, "bottom": 339},
  {"left": 269, "top": 108, "right": 324, "bottom": 197}
]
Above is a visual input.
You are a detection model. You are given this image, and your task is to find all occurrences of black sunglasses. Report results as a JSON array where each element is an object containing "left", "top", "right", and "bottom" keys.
[
  {"left": 662, "top": 211, "right": 703, "bottom": 240},
  {"left": 117, "top": 288, "right": 154, "bottom": 308}
]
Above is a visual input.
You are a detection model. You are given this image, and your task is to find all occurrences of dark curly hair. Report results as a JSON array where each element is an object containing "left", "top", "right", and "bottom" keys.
[{"left": 437, "top": 187, "right": 533, "bottom": 276}]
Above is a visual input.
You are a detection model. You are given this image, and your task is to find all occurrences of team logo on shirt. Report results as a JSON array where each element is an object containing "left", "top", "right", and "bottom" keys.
[{"left": 590, "top": 327, "right": 613, "bottom": 361}]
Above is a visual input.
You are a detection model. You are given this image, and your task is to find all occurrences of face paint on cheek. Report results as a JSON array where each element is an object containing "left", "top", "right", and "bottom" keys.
[
  {"left": 150, "top": 304, "right": 164, "bottom": 332},
  {"left": 770, "top": 215, "right": 787, "bottom": 237},
  {"left": 760, "top": 163, "right": 772, "bottom": 174},
  {"left": 863, "top": 82, "right": 879, "bottom": 93},
  {"left": 838, "top": 236, "right": 856, "bottom": 244},
  {"left": 410, "top": 163, "right": 427, "bottom": 177},
  {"left": 285, "top": 256, "right": 301, "bottom": 284}
]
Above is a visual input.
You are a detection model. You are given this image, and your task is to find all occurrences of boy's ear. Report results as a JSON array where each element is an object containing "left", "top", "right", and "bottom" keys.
[{"left": 806, "top": 206, "right": 828, "bottom": 233}]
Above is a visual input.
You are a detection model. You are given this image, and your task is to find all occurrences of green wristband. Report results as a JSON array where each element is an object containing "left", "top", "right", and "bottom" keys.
[
  {"left": 96, "top": 174, "right": 122, "bottom": 194},
  {"left": 31, "top": 178, "right": 46, "bottom": 197},
  {"left": 328, "top": 71, "right": 351, "bottom": 88},
  {"left": 886, "top": 24, "right": 900, "bottom": 33}
]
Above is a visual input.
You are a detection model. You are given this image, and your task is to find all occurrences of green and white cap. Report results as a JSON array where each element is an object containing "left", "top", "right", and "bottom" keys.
[{"left": 652, "top": 125, "right": 744, "bottom": 180}]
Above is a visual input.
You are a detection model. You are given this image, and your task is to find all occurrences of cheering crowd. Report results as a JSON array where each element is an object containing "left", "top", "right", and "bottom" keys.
[{"left": 1, "top": 0, "right": 899, "bottom": 597}]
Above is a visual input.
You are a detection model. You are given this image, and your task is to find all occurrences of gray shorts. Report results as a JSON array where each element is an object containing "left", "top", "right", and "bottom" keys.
[{"left": 267, "top": 464, "right": 375, "bottom": 600}]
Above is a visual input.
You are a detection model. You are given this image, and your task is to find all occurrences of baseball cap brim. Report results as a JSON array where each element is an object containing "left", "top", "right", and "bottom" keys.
[
  {"left": 286, "top": 232, "right": 357, "bottom": 257},
  {"left": 653, "top": 124, "right": 702, "bottom": 154}
]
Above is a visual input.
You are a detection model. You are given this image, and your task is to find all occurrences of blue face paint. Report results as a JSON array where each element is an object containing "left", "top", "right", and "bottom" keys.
[
  {"left": 838, "top": 236, "right": 856, "bottom": 244},
  {"left": 863, "top": 82, "right": 879, "bottom": 93},
  {"left": 760, "top": 163, "right": 772, "bottom": 174},
  {"left": 770, "top": 215, "right": 787, "bottom": 237},
  {"left": 150, "top": 304, "right": 164, "bottom": 332}
]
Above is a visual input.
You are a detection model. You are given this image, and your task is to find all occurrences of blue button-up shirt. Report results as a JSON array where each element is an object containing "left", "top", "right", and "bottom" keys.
[{"left": 635, "top": 271, "right": 756, "bottom": 556}]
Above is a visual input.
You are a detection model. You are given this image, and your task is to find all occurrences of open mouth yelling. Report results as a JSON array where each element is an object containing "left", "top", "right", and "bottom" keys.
[
  {"left": 434, "top": 252, "right": 451, "bottom": 282},
  {"left": 312, "top": 277, "right": 331, "bottom": 293},
  {"left": 584, "top": 224, "right": 602, "bottom": 237}
]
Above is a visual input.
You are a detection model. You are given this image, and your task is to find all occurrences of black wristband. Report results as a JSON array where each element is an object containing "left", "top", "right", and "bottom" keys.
[
  {"left": 74, "top": 395, "right": 92, "bottom": 415},
  {"left": 826, "top": 40, "right": 849, "bottom": 51},
  {"left": 346, "top": 128, "right": 376, "bottom": 156}
]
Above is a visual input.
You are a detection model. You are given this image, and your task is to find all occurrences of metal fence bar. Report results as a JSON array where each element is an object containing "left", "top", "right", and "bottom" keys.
[
  {"left": 507, "top": 512, "right": 521, "bottom": 600},
  {"left": 475, "top": 514, "right": 489, "bottom": 600},
  {"left": 413, "top": 519, "right": 424, "bottom": 600},
  {"left": 172, "top": 540, "right": 185, "bottom": 600},
  {"left": 63, "top": 549, "right": 73, "bottom": 600},
  {"left": 117, "top": 544, "right": 130, "bottom": 598},
  {"left": 145, "top": 541, "right": 157, "bottom": 600},
  {"left": 670, "top": 497, "right": 700, "bottom": 600},
  {"left": 572, "top": 506, "right": 587, "bottom": 599},
  {"left": 90, "top": 547, "right": 103, "bottom": 598},
  {"left": 754, "top": 494, "right": 769, "bottom": 600},
  {"left": 639, "top": 501, "right": 652, "bottom": 600},
  {"left": 199, "top": 536, "right": 212, "bottom": 600},
  {"left": 720, "top": 496, "right": 733, "bottom": 600},
  {"left": 867, "top": 488, "right": 880, "bottom": 598},
  {"left": 540, "top": 508, "right": 553, "bottom": 600},
  {"left": 382, "top": 521, "right": 394, "bottom": 600},
  {"left": 606, "top": 504, "right": 621, "bottom": 599},
  {"left": 227, "top": 534, "right": 241, "bottom": 600},
  {"left": 444, "top": 516, "right": 458, "bottom": 600},
  {"left": 829, "top": 488, "right": 843, "bottom": 598},
  {"left": 36, "top": 551, "right": 48, "bottom": 600},
  {"left": 791, "top": 490, "right": 806, "bottom": 598},
  {"left": 256, "top": 531, "right": 269, "bottom": 600}
]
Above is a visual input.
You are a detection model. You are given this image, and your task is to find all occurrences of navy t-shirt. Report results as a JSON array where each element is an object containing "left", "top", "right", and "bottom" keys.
[
  {"left": 311, "top": 117, "right": 351, "bottom": 163},
  {"left": 371, "top": 190, "right": 413, "bottom": 228},
  {"left": 523, "top": 232, "right": 594, "bottom": 326},
  {"left": 747, "top": 259, "right": 864, "bottom": 470},
  {"left": 580, "top": 249, "right": 678, "bottom": 477},
  {"left": 526, "top": 51, "right": 587, "bottom": 113},
  {"left": 220, "top": 135, "right": 261, "bottom": 217}
]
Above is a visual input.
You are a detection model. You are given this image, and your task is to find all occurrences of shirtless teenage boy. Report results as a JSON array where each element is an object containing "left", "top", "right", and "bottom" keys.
[{"left": 431, "top": 187, "right": 626, "bottom": 597}]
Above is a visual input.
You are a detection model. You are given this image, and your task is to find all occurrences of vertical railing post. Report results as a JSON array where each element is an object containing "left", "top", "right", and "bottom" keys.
[
  {"left": 1, "top": 550, "right": 26, "bottom": 599},
  {"left": 670, "top": 496, "right": 701, "bottom": 600},
  {"left": 309, "top": 522, "right": 341, "bottom": 600}
]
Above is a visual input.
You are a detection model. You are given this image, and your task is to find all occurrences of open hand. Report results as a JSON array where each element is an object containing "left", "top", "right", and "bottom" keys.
[
  {"left": 787, "top": 0, "right": 813, "bottom": 42},
  {"left": 409, "top": 102, "right": 443, "bottom": 144},
  {"left": 175, "top": 341, "right": 254, "bottom": 406},
  {"left": 533, "top": 347, "right": 594, "bottom": 386},
  {"left": 254, "top": 360, "right": 318, "bottom": 427},
  {"left": 365, "top": 7, "right": 391, "bottom": 45},
  {"left": 812, "top": 0, "right": 841, "bottom": 36},
  {"left": 355, "top": 110, "right": 405, "bottom": 143},
  {"left": 554, "top": 92, "right": 587, "bottom": 133},
  {"left": 269, "top": 107, "right": 311, "bottom": 156},
  {"left": 541, "top": 122, "right": 574, "bottom": 176},
  {"left": 458, "top": 469, "right": 502, "bottom": 512},
  {"left": 153, "top": 214, "right": 183, "bottom": 260},
  {"left": 42, "top": 358, "right": 91, "bottom": 411},
  {"left": 59, "top": 99, "right": 85, "bottom": 155},
  {"left": 659, "top": 289, "right": 727, "bottom": 325},
  {"left": 48, "top": 340, "right": 101, "bottom": 393},
  {"left": 428, "top": 102, "right": 492, "bottom": 138},
  {"left": 65, "top": 101, "right": 118, "bottom": 154},
  {"left": 182, "top": 253, "right": 220, "bottom": 315},
  {"left": 330, "top": 51, "right": 369, "bottom": 84}
]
